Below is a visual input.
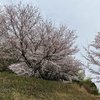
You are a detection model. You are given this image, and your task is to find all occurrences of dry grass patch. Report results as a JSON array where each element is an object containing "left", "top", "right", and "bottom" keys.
[{"left": 0, "top": 72, "right": 97, "bottom": 100}]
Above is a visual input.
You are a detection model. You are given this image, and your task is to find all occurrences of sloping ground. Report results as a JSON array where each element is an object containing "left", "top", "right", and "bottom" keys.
[
  {"left": 0, "top": 72, "right": 97, "bottom": 100},
  {"left": 94, "top": 96, "right": 100, "bottom": 100}
]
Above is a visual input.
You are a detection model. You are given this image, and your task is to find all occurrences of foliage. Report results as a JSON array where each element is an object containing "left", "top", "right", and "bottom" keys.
[
  {"left": 78, "top": 70, "right": 85, "bottom": 81},
  {"left": 0, "top": 58, "right": 18, "bottom": 73},
  {"left": 73, "top": 76, "right": 99, "bottom": 95},
  {"left": 0, "top": 2, "right": 83, "bottom": 82},
  {"left": 0, "top": 38, "right": 18, "bottom": 73},
  {"left": 73, "top": 80, "right": 84, "bottom": 88},
  {"left": 73, "top": 70, "right": 85, "bottom": 87},
  {"left": 84, "top": 78, "right": 97, "bottom": 89},
  {"left": 91, "top": 88, "right": 99, "bottom": 95},
  {"left": 82, "top": 78, "right": 99, "bottom": 95},
  {"left": 83, "top": 32, "right": 100, "bottom": 82}
]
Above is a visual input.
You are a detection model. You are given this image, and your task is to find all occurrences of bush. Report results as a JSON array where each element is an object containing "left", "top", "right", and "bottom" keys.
[
  {"left": 91, "top": 88, "right": 99, "bottom": 95},
  {"left": 0, "top": 58, "right": 18, "bottom": 73},
  {"left": 73, "top": 80, "right": 84, "bottom": 88},
  {"left": 83, "top": 78, "right": 99, "bottom": 95}
]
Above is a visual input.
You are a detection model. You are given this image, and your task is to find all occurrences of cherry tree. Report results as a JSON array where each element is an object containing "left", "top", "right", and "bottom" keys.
[
  {"left": 83, "top": 32, "right": 100, "bottom": 82},
  {"left": 0, "top": 2, "right": 83, "bottom": 82}
]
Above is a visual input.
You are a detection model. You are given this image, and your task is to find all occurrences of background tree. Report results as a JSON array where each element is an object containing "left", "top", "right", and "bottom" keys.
[
  {"left": 83, "top": 32, "right": 100, "bottom": 82},
  {"left": 0, "top": 2, "right": 83, "bottom": 82}
]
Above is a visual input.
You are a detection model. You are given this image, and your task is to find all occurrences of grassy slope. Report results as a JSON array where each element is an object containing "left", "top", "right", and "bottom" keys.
[{"left": 0, "top": 72, "right": 97, "bottom": 100}]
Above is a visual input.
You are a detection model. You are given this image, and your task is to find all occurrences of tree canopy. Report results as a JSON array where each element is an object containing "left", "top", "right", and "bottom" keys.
[{"left": 0, "top": 2, "right": 83, "bottom": 82}]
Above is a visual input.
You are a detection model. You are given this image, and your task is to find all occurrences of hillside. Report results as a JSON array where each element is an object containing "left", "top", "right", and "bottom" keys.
[{"left": 0, "top": 72, "right": 97, "bottom": 100}]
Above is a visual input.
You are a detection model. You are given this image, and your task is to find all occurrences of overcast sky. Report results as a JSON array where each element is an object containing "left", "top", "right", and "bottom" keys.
[{"left": 1, "top": 0, "right": 100, "bottom": 90}]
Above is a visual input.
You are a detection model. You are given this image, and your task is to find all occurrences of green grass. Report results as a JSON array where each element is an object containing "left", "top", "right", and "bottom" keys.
[{"left": 0, "top": 72, "right": 97, "bottom": 100}]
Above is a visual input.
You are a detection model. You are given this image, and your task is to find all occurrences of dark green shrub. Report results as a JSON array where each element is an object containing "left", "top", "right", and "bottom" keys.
[
  {"left": 91, "top": 88, "right": 99, "bottom": 95},
  {"left": 82, "top": 78, "right": 99, "bottom": 95},
  {"left": 72, "top": 80, "right": 84, "bottom": 88},
  {"left": 0, "top": 58, "right": 18, "bottom": 73},
  {"left": 84, "top": 78, "right": 97, "bottom": 89}
]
